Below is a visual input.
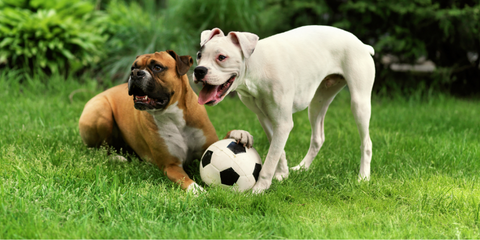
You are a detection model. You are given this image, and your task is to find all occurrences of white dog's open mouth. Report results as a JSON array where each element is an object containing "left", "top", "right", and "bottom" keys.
[{"left": 198, "top": 74, "right": 236, "bottom": 105}]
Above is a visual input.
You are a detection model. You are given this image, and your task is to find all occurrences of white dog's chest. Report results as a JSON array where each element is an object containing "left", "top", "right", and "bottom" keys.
[
  {"left": 151, "top": 102, "right": 206, "bottom": 165},
  {"left": 237, "top": 77, "right": 317, "bottom": 114}
]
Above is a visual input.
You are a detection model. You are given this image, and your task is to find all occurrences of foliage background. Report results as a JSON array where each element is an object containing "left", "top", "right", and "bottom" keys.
[
  {"left": 1, "top": 1, "right": 479, "bottom": 238},
  {"left": 0, "top": 0, "right": 107, "bottom": 75},
  {"left": 0, "top": 0, "right": 478, "bottom": 96}
]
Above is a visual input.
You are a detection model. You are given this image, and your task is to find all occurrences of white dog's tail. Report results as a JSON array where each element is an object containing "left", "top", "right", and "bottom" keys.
[{"left": 365, "top": 44, "right": 375, "bottom": 56}]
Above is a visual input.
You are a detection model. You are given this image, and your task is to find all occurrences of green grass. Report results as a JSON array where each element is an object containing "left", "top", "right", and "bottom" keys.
[{"left": 1, "top": 73, "right": 479, "bottom": 238}]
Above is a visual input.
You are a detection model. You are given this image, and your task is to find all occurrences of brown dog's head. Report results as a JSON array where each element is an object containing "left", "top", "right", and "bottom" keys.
[{"left": 128, "top": 50, "right": 193, "bottom": 111}]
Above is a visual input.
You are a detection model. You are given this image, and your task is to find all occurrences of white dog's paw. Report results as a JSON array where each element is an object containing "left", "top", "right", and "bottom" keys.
[
  {"left": 358, "top": 174, "right": 370, "bottom": 182},
  {"left": 251, "top": 179, "right": 271, "bottom": 194},
  {"left": 274, "top": 165, "right": 289, "bottom": 181},
  {"left": 290, "top": 163, "right": 308, "bottom": 172},
  {"left": 226, "top": 130, "right": 253, "bottom": 148},
  {"left": 274, "top": 171, "right": 289, "bottom": 181}
]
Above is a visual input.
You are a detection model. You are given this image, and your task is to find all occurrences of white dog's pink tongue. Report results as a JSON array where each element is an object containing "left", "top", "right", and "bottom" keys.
[{"left": 198, "top": 84, "right": 220, "bottom": 105}]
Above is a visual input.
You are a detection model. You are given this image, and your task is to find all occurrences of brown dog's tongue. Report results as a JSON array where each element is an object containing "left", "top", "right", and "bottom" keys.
[{"left": 198, "top": 84, "right": 220, "bottom": 105}]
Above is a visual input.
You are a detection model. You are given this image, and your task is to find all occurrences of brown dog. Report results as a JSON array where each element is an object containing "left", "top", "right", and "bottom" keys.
[{"left": 79, "top": 50, "right": 221, "bottom": 193}]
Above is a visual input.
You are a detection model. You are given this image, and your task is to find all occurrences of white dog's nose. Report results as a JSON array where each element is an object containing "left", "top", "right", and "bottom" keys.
[{"left": 194, "top": 66, "right": 208, "bottom": 81}]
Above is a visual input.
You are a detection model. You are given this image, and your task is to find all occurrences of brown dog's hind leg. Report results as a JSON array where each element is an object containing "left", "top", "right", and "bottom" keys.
[{"left": 79, "top": 96, "right": 116, "bottom": 148}]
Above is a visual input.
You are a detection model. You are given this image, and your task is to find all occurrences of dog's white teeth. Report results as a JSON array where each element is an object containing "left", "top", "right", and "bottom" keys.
[{"left": 135, "top": 96, "right": 148, "bottom": 100}]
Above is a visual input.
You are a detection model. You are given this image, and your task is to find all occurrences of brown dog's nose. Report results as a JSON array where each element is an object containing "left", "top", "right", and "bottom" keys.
[
  {"left": 194, "top": 66, "right": 208, "bottom": 81},
  {"left": 132, "top": 69, "right": 145, "bottom": 78}
]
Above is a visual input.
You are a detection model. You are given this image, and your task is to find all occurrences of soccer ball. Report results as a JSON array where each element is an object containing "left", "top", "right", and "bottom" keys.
[{"left": 199, "top": 139, "right": 262, "bottom": 192}]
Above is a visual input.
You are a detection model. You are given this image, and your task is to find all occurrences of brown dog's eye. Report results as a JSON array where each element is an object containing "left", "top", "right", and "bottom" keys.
[
  {"left": 218, "top": 55, "right": 226, "bottom": 61},
  {"left": 152, "top": 65, "right": 162, "bottom": 72}
]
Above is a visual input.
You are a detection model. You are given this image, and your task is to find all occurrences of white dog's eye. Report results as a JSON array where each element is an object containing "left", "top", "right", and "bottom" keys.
[
  {"left": 197, "top": 52, "right": 202, "bottom": 59},
  {"left": 218, "top": 55, "right": 227, "bottom": 61}
]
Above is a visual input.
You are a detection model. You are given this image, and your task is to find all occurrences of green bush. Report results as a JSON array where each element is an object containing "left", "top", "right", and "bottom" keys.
[
  {"left": 262, "top": 0, "right": 480, "bottom": 96},
  {"left": 1, "top": 0, "right": 478, "bottom": 96},
  {"left": 0, "top": 0, "right": 108, "bottom": 75},
  {"left": 100, "top": 0, "right": 274, "bottom": 82},
  {"left": 101, "top": 0, "right": 194, "bottom": 82},
  {"left": 335, "top": 1, "right": 480, "bottom": 94},
  {"left": 168, "top": 0, "right": 268, "bottom": 35}
]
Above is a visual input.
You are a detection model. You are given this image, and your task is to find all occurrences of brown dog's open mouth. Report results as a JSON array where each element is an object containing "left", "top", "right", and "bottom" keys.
[
  {"left": 198, "top": 74, "right": 236, "bottom": 105},
  {"left": 133, "top": 95, "right": 168, "bottom": 110}
]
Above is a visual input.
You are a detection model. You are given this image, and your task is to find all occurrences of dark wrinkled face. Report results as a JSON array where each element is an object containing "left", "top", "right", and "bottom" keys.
[{"left": 128, "top": 52, "right": 177, "bottom": 111}]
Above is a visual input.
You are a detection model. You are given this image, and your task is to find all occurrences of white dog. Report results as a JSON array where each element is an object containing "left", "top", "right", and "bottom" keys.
[{"left": 193, "top": 25, "right": 375, "bottom": 193}]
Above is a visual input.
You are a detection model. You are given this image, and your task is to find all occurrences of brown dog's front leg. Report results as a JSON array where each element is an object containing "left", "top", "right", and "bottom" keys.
[{"left": 163, "top": 164, "right": 198, "bottom": 191}]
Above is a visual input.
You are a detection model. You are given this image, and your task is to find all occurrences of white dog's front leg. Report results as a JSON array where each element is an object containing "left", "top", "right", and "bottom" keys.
[
  {"left": 255, "top": 115, "right": 289, "bottom": 181},
  {"left": 252, "top": 121, "right": 293, "bottom": 193}
]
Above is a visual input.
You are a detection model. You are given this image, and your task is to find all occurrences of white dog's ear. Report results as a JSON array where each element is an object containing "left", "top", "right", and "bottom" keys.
[
  {"left": 228, "top": 31, "right": 259, "bottom": 59},
  {"left": 200, "top": 28, "right": 225, "bottom": 46}
]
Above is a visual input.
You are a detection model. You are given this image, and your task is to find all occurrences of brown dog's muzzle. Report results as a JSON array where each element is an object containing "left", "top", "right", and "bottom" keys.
[{"left": 128, "top": 69, "right": 171, "bottom": 111}]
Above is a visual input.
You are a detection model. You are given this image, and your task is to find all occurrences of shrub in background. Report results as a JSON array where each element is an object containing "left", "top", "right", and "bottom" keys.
[
  {"left": 167, "top": 0, "right": 268, "bottom": 36},
  {"left": 0, "top": 0, "right": 108, "bottom": 76},
  {"left": 262, "top": 0, "right": 480, "bottom": 96},
  {"left": 101, "top": 0, "right": 194, "bottom": 82},
  {"left": 101, "top": 0, "right": 271, "bottom": 82},
  {"left": 1, "top": 0, "right": 478, "bottom": 97},
  {"left": 337, "top": 0, "right": 480, "bottom": 96}
]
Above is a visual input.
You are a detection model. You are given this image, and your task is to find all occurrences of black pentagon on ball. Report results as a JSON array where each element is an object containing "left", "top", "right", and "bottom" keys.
[
  {"left": 201, "top": 150, "right": 213, "bottom": 168},
  {"left": 253, "top": 163, "right": 261, "bottom": 182},
  {"left": 220, "top": 167, "right": 240, "bottom": 186},
  {"left": 227, "top": 141, "right": 246, "bottom": 154}
]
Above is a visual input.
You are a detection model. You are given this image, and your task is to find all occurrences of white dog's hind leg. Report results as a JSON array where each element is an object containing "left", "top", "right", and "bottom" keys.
[
  {"left": 274, "top": 153, "right": 289, "bottom": 181},
  {"left": 344, "top": 61, "right": 375, "bottom": 181},
  {"left": 292, "top": 77, "right": 346, "bottom": 171},
  {"left": 350, "top": 93, "right": 373, "bottom": 181}
]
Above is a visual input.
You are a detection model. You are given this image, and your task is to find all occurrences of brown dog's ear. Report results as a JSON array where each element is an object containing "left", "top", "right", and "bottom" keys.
[
  {"left": 176, "top": 55, "right": 193, "bottom": 76},
  {"left": 166, "top": 50, "right": 193, "bottom": 76}
]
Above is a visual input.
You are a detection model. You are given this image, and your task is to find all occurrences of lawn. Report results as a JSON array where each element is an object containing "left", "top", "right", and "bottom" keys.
[{"left": 1, "top": 73, "right": 479, "bottom": 238}]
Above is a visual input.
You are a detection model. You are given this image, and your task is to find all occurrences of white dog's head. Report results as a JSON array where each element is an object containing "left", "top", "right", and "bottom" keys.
[{"left": 193, "top": 28, "right": 259, "bottom": 106}]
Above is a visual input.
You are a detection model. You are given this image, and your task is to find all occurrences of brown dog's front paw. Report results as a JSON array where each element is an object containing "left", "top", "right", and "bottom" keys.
[
  {"left": 225, "top": 130, "right": 254, "bottom": 148},
  {"left": 186, "top": 182, "right": 204, "bottom": 195}
]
